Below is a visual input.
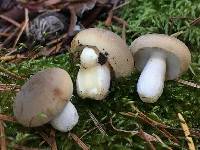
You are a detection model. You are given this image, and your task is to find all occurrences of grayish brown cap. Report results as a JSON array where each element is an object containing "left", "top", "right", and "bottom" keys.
[
  {"left": 130, "top": 34, "right": 191, "bottom": 80},
  {"left": 13, "top": 68, "right": 73, "bottom": 127},
  {"left": 71, "top": 28, "right": 134, "bottom": 78}
]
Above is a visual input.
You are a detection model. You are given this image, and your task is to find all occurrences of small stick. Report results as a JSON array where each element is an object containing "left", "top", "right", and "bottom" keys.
[
  {"left": 0, "top": 65, "right": 25, "bottom": 80},
  {"left": 88, "top": 111, "right": 107, "bottom": 136},
  {"left": 112, "top": 16, "right": 129, "bottom": 27},
  {"left": 122, "top": 21, "right": 126, "bottom": 41},
  {"left": 0, "top": 15, "right": 21, "bottom": 28},
  {"left": 0, "top": 121, "right": 6, "bottom": 150},
  {"left": 0, "top": 32, "right": 10, "bottom": 37},
  {"left": 113, "top": 1, "right": 130, "bottom": 11},
  {"left": 178, "top": 113, "right": 195, "bottom": 150},
  {"left": 3, "top": 28, "right": 19, "bottom": 46},
  {"left": 0, "top": 54, "right": 26, "bottom": 61},
  {"left": 0, "top": 114, "right": 16, "bottom": 122},
  {"left": 69, "top": 133, "right": 90, "bottom": 150},
  {"left": 176, "top": 79, "right": 200, "bottom": 89},
  {"left": 105, "top": 0, "right": 120, "bottom": 26},
  {"left": 50, "top": 129, "right": 57, "bottom": 150},
  {"left": 13, "top": 9, "right": 29, "bottom": 48}
]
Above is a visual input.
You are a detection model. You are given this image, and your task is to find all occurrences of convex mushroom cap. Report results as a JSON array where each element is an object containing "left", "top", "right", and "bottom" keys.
[
  {"left": 130, "top": 34, "right": 191, "bottom": 80},
  {"left": 130, "top": 34, "right": 191, "bottom": 103},
  {"left": 13, "top": 68, "right": 73, "bottom": 127},
  {"left": 71, "top": 28, "right": 134, "bottom": 78}
]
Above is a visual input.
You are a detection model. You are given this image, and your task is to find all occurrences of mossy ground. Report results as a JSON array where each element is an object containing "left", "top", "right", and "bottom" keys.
[{"left": 1, "top": 0, "right": 200, "bottom": 149}]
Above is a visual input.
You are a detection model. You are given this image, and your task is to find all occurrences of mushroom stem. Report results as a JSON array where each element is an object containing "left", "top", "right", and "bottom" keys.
[
  {"left": 76, "top": 64, "right": 111, "bottom": 100},
  {"left": 51, "top": 101, "right": 79, "bottom": 132},
  {"left": 137, "top": 51, "right": 166, "bottom": 103}
]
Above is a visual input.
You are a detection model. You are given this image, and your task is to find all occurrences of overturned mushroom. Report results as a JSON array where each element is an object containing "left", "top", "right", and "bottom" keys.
[
  {"left": 13, "top": 67, "right": 78, "bottom": 132},
  {"left": 130, "top": 34, "right": 191, "bottom": 103},
  {"left": 71, "top": 28, "right": 134, "bottom": 100}
]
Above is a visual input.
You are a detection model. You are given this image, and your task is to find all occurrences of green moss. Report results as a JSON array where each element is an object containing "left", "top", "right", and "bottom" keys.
[{"left": 1, "top": 0, "right": 200, "bottom": 149}]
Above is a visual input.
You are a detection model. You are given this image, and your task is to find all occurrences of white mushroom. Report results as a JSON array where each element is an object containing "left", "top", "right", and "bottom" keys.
[
  {"left": 71, "top": 28, "right": 135, "bottom": 100},
  {"left": 51, "top": 101, "right": 79, "bottom": 132},
  {"left": 130, "top": 34, "right": 191, "bottom": 103},
  {"left": 13, "top": 68, "right": 79, "bottom": 132}
]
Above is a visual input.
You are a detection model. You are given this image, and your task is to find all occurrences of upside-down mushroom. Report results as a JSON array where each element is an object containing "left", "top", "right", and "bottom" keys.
[
  {"left": 130, "top": 34, "right": 191, "bottom": 103},
  {"left": 71, "top": 28, "right": 134, "bottom": 100}
]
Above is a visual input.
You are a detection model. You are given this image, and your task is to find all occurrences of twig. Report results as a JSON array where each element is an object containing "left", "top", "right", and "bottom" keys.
[
  {"left": 88, "top": 111, "right": 107, "bottom": 136},
  {"left": 0, "top": 114, "right": 16, "bottom": 122},
  {"left": 0, "top": 121, "right": 6, "bottom": 150},
  {"left": 0, "top": 32, "right": 10, "bottom": 37},
  {"left": 0, "top": 65, "right": 25, "bottom": 80},
  {"left": 3, "top": 28, "right": 19, "bottom": 46},
  {"left": 39, "top": 132, "right": 52, "bottom": 146},
  {"left": 120, "top": 106, "right": 179, "bottom": 144},
  {"left": 139, "top": 129, "right": 156, "bottom": 150},
  {"left": 0, "top": 83, "right": 20, "bottom": 92},
  {"left": 112, "top": 16, "right": 129, "bottom": 27},
  {"left": 178, "top": 113, "right": 195, "bottom": 150},
  {"left": 0, "top": 54, "right": 26, "bottom": 61},
  {"left": 113, "top": 1, "right": 130, "bottom": 10},
  {"left": 50, "top": 129, "right": 57, "bottom": 150},
  {"left": 69, "top": 133, "right": 90, "bottom": 150},
  {"left": 110, "top": 117, "right": 158, "bottom": 150},
  {"left": 122, "top": 21, "right": 126, "bottom": 41},
  {"left": 13, "top": 9, "right": 29, "bottom": 48},
  {"left": 190, "top": 17, "right": 200, "bottom": 25},
  {"left": 176, "top": 79, "right": 200, "bottom": 89},
  {"left": 105, "top": 0, "right": 120, "bottom": 26},
  {"left": 0, "top": 15, "right": 20, "bottom": 28}
]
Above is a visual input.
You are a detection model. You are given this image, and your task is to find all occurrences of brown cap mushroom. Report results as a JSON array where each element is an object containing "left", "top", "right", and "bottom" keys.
[
  {"left": 13, "top": 68, "right": 73, "bottom": 127},
  {"left": 130, "top": 34, "right": 191, "bottom": 103},
  {"left": 71, "top": 28, "right": 134, "bottom": 78}
]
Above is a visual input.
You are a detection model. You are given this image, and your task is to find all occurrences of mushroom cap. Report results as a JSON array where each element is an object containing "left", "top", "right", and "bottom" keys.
[
  {"left": 130, "top": 34, "right": 191, "bottom": 80},
  {"left": 13, "top": 68, "right": 73, "bottom": 127},
  {"left": 71, "top": 28, "right": 134, "bottom": 78}
]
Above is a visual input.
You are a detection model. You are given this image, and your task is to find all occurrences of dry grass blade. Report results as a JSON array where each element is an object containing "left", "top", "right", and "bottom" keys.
[
  {"left": 176, "top": 79, "right": 200, "bottom": 89},
  {"left": 0, "top": 65, "right": 25, "bottom": 80},
  {"left": 110, "top": 117, "right": 138, "bottom": 135},
  {"left": 3, "top": 28, "right": 19, "bottom": 46},
  {"left": 178, "top": 113, "right": 195, "bottom": 150},
  {"left": 0, "top": 121, "right": 6, "bottom": 150},
  {"left": 0, "top": 15, "right": 21, "bottom": 28},
  {"left": 13, "top": 9, "right": 29, "bottom": 48},
  {"left": 70, "top": 133, "right": 90, "bottom": 150},
  {"left": 88, "top": 111, "right": 107, "bottom": 136},
  {"left": 0, "top": 114, "right": 16, "bottom": 122}
]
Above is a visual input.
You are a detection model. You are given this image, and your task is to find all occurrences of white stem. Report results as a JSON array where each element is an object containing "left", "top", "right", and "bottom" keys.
[
  {"left": 50, "top": 101, "right": 79, "bottom": 132},
  {"left": 76, "top": 64, "right": 111, "bottom": 100},
  {"left": 80, "top": 47, "right": 98, "bottom": 68},
  {"left": 137, "top": 51, "right": 166, "bottom": 103}
]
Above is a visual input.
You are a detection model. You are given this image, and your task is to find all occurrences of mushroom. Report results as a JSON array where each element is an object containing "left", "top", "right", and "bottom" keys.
[
  {"left": 51, "top": 101, "right": 79, "bottom": 132},
  {"left": 71, "top": 28, "right": 134, "bottom": 100},
  {"left": 130, "top": 34, "right": 191, "bottom": 103},
  {"left": 13, "top": 68, "right": 78, "bottom": 131}
]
